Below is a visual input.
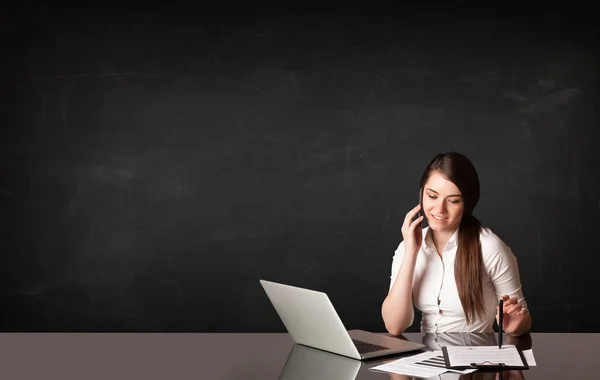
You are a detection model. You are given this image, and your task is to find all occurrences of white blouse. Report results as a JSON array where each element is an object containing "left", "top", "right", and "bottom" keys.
[{"left": 389, "top": 226, "right": 528, "bottom": 333}]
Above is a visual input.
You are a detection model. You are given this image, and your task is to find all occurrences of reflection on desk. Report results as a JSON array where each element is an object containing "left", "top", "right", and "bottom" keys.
[
  {"left": 275, "top": 336, "right": 530, "bottom": 380},
  {"left": 275, "top": 333, "right": 534, "bottom": 380},
  {"left": 278, "top": 344, "right": 364, "bottom": 380},
  {"left": 421, "top": 332, "right": 533, "bottom": 351},
  {"left": 386, "top": 369, "right": 525, "bottom": 380},
  {"left": 422, "top": 332, "right": 499, "bottom": 350},
  {"left": 0, "top": 332, "right": 597, "bottom": 379}
]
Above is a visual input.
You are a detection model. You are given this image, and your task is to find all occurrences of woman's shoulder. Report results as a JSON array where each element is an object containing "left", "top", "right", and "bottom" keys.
[
  {"left": 478, "top": 227, "right": 515, "bottom": 260},
  {"left": 478, "top": 227, "right": 521, "bottom": 279},
  {"left": 479, "top": 226, "right": 508, "bottom": 246}
]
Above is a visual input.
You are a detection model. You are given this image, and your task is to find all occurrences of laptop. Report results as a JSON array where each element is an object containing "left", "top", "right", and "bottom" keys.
[{"left": 259, "top": 279, "right": 425, "bottom": 360}]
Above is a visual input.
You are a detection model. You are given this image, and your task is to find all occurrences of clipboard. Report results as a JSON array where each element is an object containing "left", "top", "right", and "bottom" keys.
[{"left": 441, "top": 345, "right": 530, "bottom": 371}]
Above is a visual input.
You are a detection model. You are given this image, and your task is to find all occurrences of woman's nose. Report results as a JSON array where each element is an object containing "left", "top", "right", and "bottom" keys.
[{"left": 434, "top": 200, "right": 447, "bottom": 212}]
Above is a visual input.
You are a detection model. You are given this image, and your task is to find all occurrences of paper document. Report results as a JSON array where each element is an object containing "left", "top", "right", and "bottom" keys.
[
  {"left": 522, "top": 349, "right": 537, "bottom": 366},
  {"left": 443, "top": 345, "right": 525, "bottom": 367},
  {"left": 370, "top": 360, "right": 447, "bottom": 378},
  {"left": 370, "top": 350, "right": 475, "bottom": 377},
  {"left": 404, "top": 350, "right": 476, "bottom": 374}
]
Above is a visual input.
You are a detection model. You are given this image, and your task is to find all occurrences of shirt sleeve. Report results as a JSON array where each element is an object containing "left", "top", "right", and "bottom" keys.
[
  {"left": 388, "top": 240, "right": 415, "bottom": 326},
  {"left": 481, "top": 229, "right": 528, "bottom": 310},
  {"left": 389, "top": 241, "right": 405, "bottom": 293}
]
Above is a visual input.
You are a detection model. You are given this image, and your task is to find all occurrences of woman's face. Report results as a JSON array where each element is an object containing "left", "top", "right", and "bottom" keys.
[{"left": 422, "top": 171, "right": 465, "bottom": 233}]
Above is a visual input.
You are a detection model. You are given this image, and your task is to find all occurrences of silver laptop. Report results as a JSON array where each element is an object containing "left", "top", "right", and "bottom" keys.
[{"left": 259, "top": 279, "right": 425, "bottom": 360}]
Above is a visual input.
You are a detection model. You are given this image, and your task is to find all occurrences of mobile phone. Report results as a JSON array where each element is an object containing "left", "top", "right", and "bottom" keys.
[{"left": 414, "top": 188, "right": 426, "bottom": 228}]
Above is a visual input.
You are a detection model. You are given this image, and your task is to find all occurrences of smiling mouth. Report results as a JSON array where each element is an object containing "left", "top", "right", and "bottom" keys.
[{"left": 431, "top": 214, "right": 448, "bottom": 221}]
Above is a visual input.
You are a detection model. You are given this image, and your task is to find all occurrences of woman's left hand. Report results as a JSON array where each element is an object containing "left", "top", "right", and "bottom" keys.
[{"left": 496, "top": 295, "right": 529, "bottom": 335}]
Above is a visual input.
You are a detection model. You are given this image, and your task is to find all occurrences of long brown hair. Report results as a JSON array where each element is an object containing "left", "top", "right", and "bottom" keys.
[{"left": 419, "top": 152, "right": 485, "bottom": 324}]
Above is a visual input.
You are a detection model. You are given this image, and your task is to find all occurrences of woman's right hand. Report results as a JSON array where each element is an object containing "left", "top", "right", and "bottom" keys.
[{"left": 401, "top": 204, "right": 424, "bottom": 257}]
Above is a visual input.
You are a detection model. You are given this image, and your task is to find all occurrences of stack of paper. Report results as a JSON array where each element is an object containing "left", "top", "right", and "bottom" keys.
[
  {"left": 522, "top": 349, "right": 536, "bottom": 365},
  {"left": 370, "top": 350, "right": 476, "bottom": 378},
  {"left": 370, "top": 347, "right": 536, "bottom": 378}
]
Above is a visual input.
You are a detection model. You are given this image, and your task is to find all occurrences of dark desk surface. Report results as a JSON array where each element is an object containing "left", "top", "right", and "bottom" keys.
[{"left": 0, "top": 332, "right": 597, "bottom": 379}]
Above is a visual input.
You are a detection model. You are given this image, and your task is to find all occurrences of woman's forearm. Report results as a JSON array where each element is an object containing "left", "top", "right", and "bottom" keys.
[
  {"left": 507, "top": 313, "right": 532, "bottom": 336},
  {"left": 381, "top": 253, "right": 418, "bottom": 335}
]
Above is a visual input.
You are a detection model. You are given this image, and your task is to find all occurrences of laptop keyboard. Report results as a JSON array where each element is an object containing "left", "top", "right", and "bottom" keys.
[{"left": 352, "top": 339, "right": 389, "bottom": 353}]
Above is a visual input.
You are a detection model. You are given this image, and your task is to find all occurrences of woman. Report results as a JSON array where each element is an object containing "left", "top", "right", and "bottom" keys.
[{"left": 381, "top": 152, "right": 532, "bottom": 336}]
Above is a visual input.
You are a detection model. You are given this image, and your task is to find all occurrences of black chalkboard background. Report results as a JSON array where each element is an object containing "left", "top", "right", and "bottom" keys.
[{"left": 2, "top": 3, "right": 599, "bottom": 332}]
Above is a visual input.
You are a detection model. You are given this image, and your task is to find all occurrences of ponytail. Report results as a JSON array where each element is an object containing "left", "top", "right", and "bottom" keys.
[{"left": 455, "top": 214, "right": 485, "bottom": 324}]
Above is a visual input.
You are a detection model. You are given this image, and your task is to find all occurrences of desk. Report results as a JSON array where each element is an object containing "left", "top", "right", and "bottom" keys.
[{"left": 0, "top": 332, "right": 597, "bottom": 379}]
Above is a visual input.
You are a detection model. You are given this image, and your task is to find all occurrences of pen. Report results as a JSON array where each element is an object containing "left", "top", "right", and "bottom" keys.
[{"left": 498, "top": 299, "right": 503, "bottom": 349}]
